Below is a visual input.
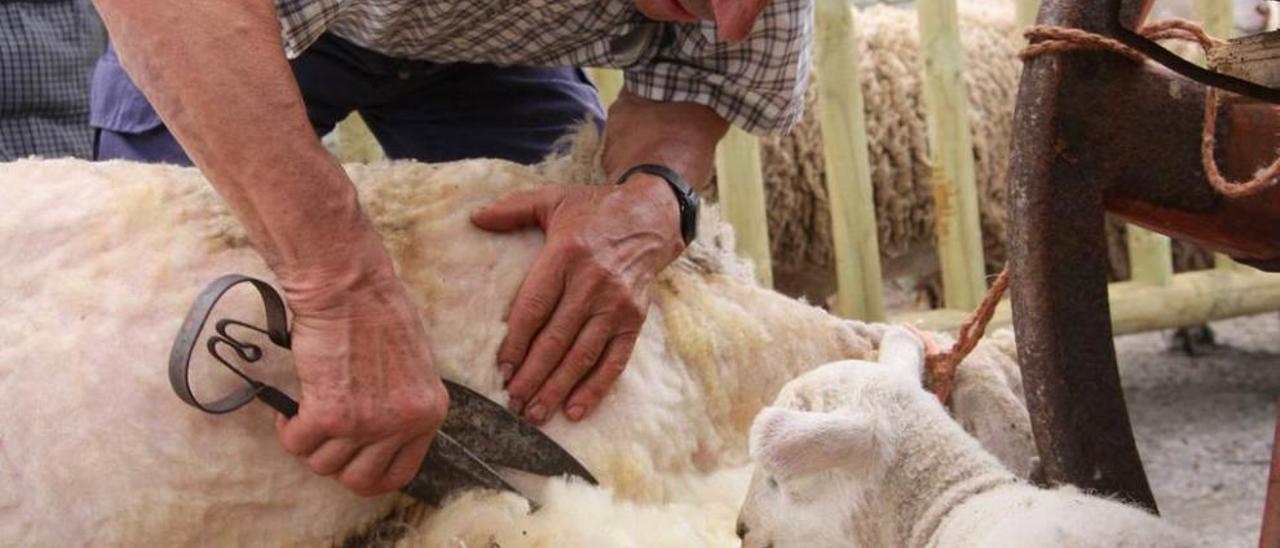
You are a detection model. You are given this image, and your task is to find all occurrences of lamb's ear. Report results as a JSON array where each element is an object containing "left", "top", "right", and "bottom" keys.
[
  {"left": 880, "top": 326, "right": 926, "bottom": 383},
  {"left": 749, "top": 407, "right": 884, "bottom": 481}
]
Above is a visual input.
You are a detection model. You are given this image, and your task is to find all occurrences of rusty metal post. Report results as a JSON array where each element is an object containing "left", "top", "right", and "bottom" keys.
[
  {"left": 1008, "top": 0, "right": 1158, "bottom": 510},
  {"left": 1262, "top": 400, "right": 1280, "bottom": 548}
]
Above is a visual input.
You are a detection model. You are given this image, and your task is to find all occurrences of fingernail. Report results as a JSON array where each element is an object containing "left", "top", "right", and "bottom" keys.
[
  {"left": 508, "top": 398, "right": 525, "bottom": 414},
  {"left": 499, "top": 362, "right": 515, "bottom": 383},
  {"left": 526, "top": 403, "right": 547, "bottom": 424},
  {"left": 566, "top": 405, "right": 585, "bottom": 422}
]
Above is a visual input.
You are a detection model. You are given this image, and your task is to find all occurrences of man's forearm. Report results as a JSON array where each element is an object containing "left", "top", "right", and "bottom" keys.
[
  {"left": 603, "top": 91, "right": 729, "bottom": 191},
  {"left": 94, "top": 0, "right": 388, "bottom": 293}
]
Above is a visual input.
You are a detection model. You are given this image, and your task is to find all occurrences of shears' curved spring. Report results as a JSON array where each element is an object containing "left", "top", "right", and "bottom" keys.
[{"left": 168, "top": 274, "right": 295, "bottom": 416}]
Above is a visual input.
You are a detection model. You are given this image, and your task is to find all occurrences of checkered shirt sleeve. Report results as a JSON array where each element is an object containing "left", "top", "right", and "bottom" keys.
[
  {"left": 273, "top": 0, "right": 812, "bottom": 135},
  {"left": 625, "top": 1, "right": 813, "bottom": 134}
]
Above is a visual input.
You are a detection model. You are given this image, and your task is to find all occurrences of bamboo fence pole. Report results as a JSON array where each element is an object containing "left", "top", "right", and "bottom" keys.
[
  {"left": 1016, "top": 0, "right": 1040, "bottom": 26},
  {"left": 815, "top": 0, "right": 886, "bottom": 321},
  {"left": 336, "top": 113, "right": 385, "bottom": 163},
  {"left": 899, "top": 269, "right": 1280, "bottom": 336},
  {"left": 587, "top": 68, "right": 624, "bottom": 106},
  {"left": 714, "top": 127, "right": 774, "bottom": 287},
  {"left": 916, "top": 0, "right": 987, "bottom": 310},
  {"left": 1127, "top": 226, "right": 1174, "bottom": 286}
]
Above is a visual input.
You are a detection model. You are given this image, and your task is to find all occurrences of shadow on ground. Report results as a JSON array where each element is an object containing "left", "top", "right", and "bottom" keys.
[{"left": 1118, "top": 313, "right": 1280, "bottom": 547}]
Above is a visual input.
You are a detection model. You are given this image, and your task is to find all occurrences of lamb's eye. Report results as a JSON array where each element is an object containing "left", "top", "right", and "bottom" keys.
[{"left": 767, "top": 476, "right": 778, "bottom": 490}]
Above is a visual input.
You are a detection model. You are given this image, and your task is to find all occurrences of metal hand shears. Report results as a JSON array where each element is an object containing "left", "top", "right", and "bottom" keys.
[{"left": 168, "top": 274, "right": 597, "bottom": 506}]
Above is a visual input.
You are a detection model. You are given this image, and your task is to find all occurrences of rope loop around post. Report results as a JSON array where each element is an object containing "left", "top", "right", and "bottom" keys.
[
  {"left": 919, "top": 17, "right": 1280, "bottom": 406},
  {"left": 1021, "top": 18, "right": 1278, "bottom": 198}
]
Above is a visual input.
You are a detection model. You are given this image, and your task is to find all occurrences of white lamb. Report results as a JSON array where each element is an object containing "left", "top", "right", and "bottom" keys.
[
  {"left": 0, "top": 135, "right": 1033, "bottom": 546},
  {"left": 737, "top": 327, "right": 1188, "bottom": 548}
]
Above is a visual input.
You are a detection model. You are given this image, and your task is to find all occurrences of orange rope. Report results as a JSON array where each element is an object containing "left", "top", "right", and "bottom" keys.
[
  {"left": 1023, "top": 18, "right": 1279, "bottom": 198},
  {"left": 922, "top": 268, "right": 1009, "bottom": 405},
  {"left": 916, "top": 18, "right": 1280, "bottom": 406},
  {"left": 1019, "top": 25, "right": 1145, "bottom": 62}
]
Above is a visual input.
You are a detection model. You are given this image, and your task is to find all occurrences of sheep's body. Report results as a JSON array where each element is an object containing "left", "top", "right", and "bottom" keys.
[
  {"left": 759, "top": 3, "right": 1212, "bottom": 304},
  {"left": 0, "top": 149, "right": 1033, "bottom": 546},
  {"left": 738, "top": 328, "right": 1187, "bottom": 548},
  {"left": 760, "top": 3, "right": 1020, "bottom": 303}
]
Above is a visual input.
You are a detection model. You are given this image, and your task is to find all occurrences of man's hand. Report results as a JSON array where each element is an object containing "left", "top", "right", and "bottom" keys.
[
  {"left": 275, "top": 262, "right": 449, "bottom": 497},
  {"left": 94, "top": 0, "right": 450, "bottom": 496},
  {"left": 471, "top": 175, "right": 684, "bottom": 424}
]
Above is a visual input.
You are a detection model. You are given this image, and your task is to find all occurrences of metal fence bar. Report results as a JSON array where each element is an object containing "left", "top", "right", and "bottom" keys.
[
  {"left": 815, "top": 0, "right": 886, "bottom": 321},
  {"left": 916, "top": 0, "right": 987, "bottom": 311},
  {"left": 714, "top": 128, "right": 775, "bottom": 287}
]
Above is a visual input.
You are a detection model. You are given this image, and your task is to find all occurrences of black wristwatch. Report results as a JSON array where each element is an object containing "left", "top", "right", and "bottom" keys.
[{"left": 616, "top": 163, "right": 700, "bottom": 246}]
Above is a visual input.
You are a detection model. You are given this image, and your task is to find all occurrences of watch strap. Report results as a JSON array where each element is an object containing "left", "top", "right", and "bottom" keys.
[{"left": 615, "top": 163, "right": 700, "bottom": 246}]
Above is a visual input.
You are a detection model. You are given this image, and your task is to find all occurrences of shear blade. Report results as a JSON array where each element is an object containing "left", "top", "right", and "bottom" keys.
[
  {"left": 404, "top": 432, "right": 519, "bottom": 506},
  {"left": 441, "top": 380, "right": 598, "bottom": 485}
]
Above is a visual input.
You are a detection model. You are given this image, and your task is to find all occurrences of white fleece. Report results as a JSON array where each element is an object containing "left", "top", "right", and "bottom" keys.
[
  {"left": 0, "top": 141, "right": 1034, "bottom": 546},
  {"left": 739, "top": 328, "right": 1189, "bottom": 548}
]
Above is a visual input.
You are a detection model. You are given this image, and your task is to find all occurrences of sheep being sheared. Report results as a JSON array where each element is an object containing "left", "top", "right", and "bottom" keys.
[
  {"left": 737, "top": 327, "right": 1187, "bottom": 548},
  {"left": 0, "top": 133, "right": 1033, "bottom": 546}
]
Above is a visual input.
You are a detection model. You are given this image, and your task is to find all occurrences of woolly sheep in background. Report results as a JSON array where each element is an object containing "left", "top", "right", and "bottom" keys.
[
  {"left": 1148, "top": 0, "right": 1275, "bottom": 36},
  {"left": 758, "top": 1, "right": 1223, "bottom": 307},
  {"left": 0, "top": 127, "right": 1034, "bottom": 546},
  {"left": 737, "top": 326, "right": 1188, "bottom": 548}
]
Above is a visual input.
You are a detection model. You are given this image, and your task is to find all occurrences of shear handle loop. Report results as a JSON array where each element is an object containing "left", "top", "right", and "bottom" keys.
[{"left": 168, "top": 274, "right": 293, "bottom": 415}]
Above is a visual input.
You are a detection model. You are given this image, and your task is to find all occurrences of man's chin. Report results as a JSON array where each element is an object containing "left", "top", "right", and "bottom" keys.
[
  {"left": 679, "top": 0, "right": 716, "bottom": 20},
  {"left": 636, "top": 0, "right": 701, "bottom": 23}
]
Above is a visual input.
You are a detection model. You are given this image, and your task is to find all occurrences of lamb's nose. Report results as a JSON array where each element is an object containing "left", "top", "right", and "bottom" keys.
[
  {"left": 1259, "top": 2, "right": 1271, "bottom": 17},
  {"left": 736, "top": 520, "right": 750, "bottom": 539}
]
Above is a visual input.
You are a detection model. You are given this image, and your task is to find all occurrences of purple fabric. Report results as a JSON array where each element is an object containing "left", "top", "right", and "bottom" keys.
[
  {"left": 93, "top": 125, "right": 192, "bottom": 165},
  {"left": 90, "top": 34, "right": 604, "bottom": 167},
  {"left": 89, "top": 45, "right": 162, "bottom": 135}
]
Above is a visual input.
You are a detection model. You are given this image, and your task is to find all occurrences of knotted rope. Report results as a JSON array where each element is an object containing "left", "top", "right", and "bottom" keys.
[
  {"left": 922, "top": 268, "right": 1008, "bottom": 405},
  {"left": 1023, "top": 18, "right": 1280, "bottom": 198},
  {"left": 921, "top": 17, "right": 1280, "bottom": 405}
]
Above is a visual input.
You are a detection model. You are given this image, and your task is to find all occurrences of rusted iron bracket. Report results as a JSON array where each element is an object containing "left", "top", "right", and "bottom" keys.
[{"left": 1011, "top": 0, "right": 1280, "bottom": 513}]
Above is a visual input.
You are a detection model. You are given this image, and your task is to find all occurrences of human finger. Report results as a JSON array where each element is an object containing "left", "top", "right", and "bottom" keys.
[
  {"left": 381, "top": 433, "right": 434, "bottom": 492},
  {"left": 505, "top": 289, "right": 591, "bottom": 421},
  {"left": 336, "top": 436, "right": 406, "bottom": 497},
  {"left": 527, "top": 315, "right": 611, "bottom": 424},
  {"left": 276, "top": 410, "right": 334, "bottom": 458},
  {"left": 469, "top": 186, "right": 563, "bottom": 233},
  {"left": 496, "top": 251, "right": 566, "bottom": 390},
  {"left": 306, "top": 438, "right": 363, "bottom": 477},
  {"left": 565, "top": 331, "right": 639, "bottom": 420}
]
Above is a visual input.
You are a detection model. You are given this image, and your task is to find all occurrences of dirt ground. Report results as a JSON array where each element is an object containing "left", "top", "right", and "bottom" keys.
[{"left": 1117, "top": 313, "right": 1279, "bottom": 547}]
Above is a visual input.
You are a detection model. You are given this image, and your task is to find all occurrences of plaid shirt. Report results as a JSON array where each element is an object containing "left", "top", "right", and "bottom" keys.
[
  {"left": 274, "top": 0, "right": 812, "bottom": 134},
  {"left": 0, "top": 0, "right": 102, "bottom": 161}
]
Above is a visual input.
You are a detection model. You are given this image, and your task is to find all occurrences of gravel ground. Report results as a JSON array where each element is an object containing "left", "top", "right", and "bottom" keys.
[{"left": 1118, "top": 313, "right": 1280, "bottom": 547}]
